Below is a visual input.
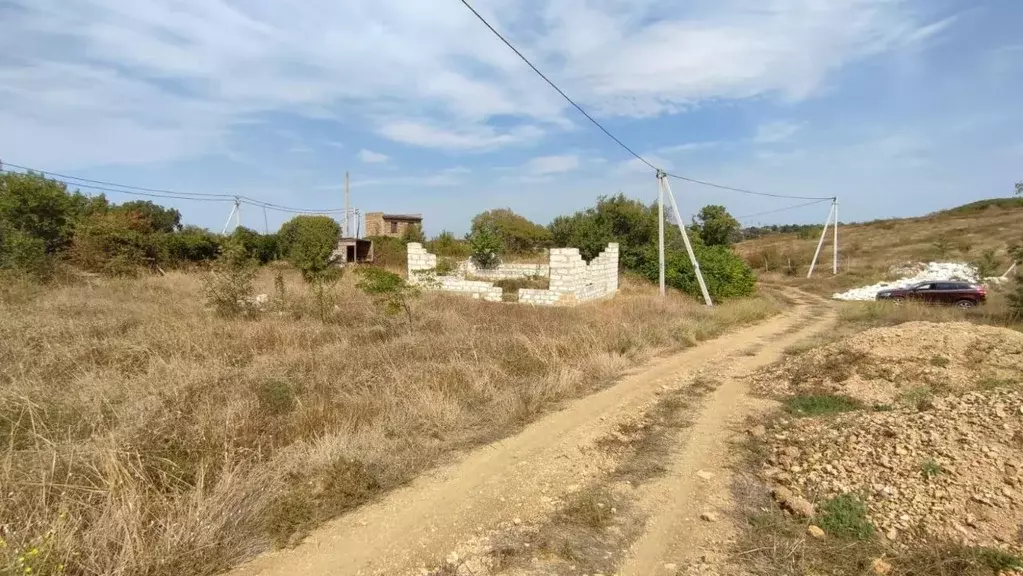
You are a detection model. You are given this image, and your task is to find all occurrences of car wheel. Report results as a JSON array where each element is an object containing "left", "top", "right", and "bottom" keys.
[{"left": 955, "top": 299, "right": 976, "bottom": 309}]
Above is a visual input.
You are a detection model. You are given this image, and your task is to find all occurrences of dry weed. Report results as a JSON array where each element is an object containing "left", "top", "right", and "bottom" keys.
[{"left": 0, "top": 269, "right": 777, "bottom": 575}]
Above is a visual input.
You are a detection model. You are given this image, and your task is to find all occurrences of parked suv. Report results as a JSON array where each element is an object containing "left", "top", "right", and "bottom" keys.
[{"left": 876, "top": 281, "right": 986, "bottom": 307}]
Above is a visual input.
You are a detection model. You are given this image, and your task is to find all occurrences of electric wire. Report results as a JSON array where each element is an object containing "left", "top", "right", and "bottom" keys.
[
  {"left": 457, "top": 0, "right": 834, "bottom": 202},
  {"left": 734, "top": 198, "right": 832, "bottom": 221},
  {"left": 1, "top": 164, "right": 353, "bottom": 214}
]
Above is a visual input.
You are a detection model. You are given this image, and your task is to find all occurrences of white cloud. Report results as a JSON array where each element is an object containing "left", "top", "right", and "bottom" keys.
[
  {"left": 378, "top": 119, "right": 544, "bottom": 151},
  {"left": 357, "top": 149, "right": 390, "bottom": 163},
  {"left": 616, "top": 155, "right": 672, "bottom": 174},
  {"left": 754, "top": 121, "right": 804, "bottom": 144},
  {"left": 0, "top": 0, "right": 945, "bottom": 168},
  {"left": 524, "top": 154, "right": 580, "bottom": 176}
]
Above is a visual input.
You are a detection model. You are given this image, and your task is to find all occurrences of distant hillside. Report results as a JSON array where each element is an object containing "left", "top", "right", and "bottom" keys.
[{"left": 736, "top": 197, "right": 1022, "bottom": 294}]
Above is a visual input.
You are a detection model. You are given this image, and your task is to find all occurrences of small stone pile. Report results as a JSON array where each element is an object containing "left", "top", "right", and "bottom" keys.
[
  {"left": 759, "top": 388, "right": 1023, "bottom": 553},
  {"left": 755, "top": 321, "right": 1023, "bottom": 405}
]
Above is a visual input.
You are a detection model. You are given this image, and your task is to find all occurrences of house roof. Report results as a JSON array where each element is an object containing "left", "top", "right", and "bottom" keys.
[{"left": 382, "top": 213, "right": 423, "bottom": 222}]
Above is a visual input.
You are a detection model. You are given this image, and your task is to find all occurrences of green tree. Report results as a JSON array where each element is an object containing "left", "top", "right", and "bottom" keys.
[
  {"left": 1015, "top": 182, "right": 1022, "bottom": 196},
  {"left": 278, "top": 215, "right": 341, "bottom": 282},
  {"left": 200, "top": 239, "right": 257, "bottom": 317},
  {"left": 113, "top": 200, "right": 182, "bottom": 233},
  {"left": 356, "top": 267, "right": 422, "bottom": 333},
  {"left": 0, "top": 224, "right": 51, "bottom": 279},
  {"left": 231, "top": 226, "right": 279, "bottom": 264},
  {"left": 471, "top": 208, "right": 551, "bottom": 254},
  {"left": 639, "top": 242, "right": 756, "bottom": 300},
  {"left": 165, "top": 226, "right": 221, "bottom": 264},
  {"left": 467, "top": 223, "right": 502, "bottom": 269},
  {"left": 691, "top": 205, "right": 740, "bottom": 246},
  {"left": 0, "top": 171, "right": 99, "bottom": 254},
  {"left": 400, "top": 223, "right": 427, "bottom": 244},
  {"left": 427, "top": 230, "right": 470, "bottom": 258},
  {"left": 549, "top": 193, "right": 653, "bottom": 269},
  {"left": 70, "top": 210, "right": 165, "bottom": 276}
]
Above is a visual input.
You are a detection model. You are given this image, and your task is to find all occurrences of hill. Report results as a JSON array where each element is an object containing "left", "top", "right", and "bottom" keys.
[{"left": 735, "top": 197, "right": 1022, "bottom": 295}]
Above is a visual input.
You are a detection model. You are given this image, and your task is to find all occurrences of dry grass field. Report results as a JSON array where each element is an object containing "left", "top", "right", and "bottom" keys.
[
  {"left": 0, "top": 269, "right": 777, "bottom": 576},
  {"left": 737, "top": 198, "right": 1023, "bottom": 296}
]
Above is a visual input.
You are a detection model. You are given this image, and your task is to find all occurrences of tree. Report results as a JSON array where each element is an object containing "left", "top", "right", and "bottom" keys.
[
  {"left": 691, "top": 205, "right": 740, "bottom": 246},
  {"left": 200, "top": 239, "right": 257, "bottom": 317},
  {"left": 113, "top": 200, "right": 181, "bottom": 233},
  {"left": 471, "top": 208, "right": 551, "bottom": 254},
  {"left": 70, "top": 210, "right": 165, "bottom": 276},
  {"left": 427, "top": 230, "right": 470, "bottom": 258},
  {"left": 401, "top": 223, "right": 426, "bottom": 244},
  {"left": 278, "top": 215, "right": 341, "bottom": 282},
  {"left": 231, "top": 226, "right": 279, "bottom": 264},
  {"left": 0, "top": 171, "right": 98, "bottom": 254},
  {"left": 1015, "top": 182, "right": 1022, "bottom": 196},
  {"left": 356, "top": 267, "right": 422, "bottom": 333},
  {"left": 467, "top": 223, "right": 502, "bottom": 269}
]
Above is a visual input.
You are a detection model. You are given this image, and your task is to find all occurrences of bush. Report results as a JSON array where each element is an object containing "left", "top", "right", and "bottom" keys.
[
  {"left": 426, "top": 231, "right": 470, "bottom": 258},
  {"left": 817, "top": 494, "right": 874, "bottom": 540},
  {"left": 200, "top": 240, "right": 257, "bottom": 317},
  {"left": 471, "top": 208, "right": 551, "bottom": 254},
  {"left": 278, "top": 216, "right": 341, "bottom": 282},
  {"left": 113, "top": 200, "right": 181, "bottom": 233},
  {"left": 0, "top": 224, "right": 53, "bottom": 279},
  {"left": 0, "top": 171, "right": 103, "bottom": 255},
  {"left": 164, "top": 226, "right": 221, "bottom": 264},
  {"left": 468, "top": 224, "right": 502, "bottom": 270},
  {"left": 366, "top": 236, "right": 406, "bottom": 268},
  {"left": 400, "top": 224, "right": 426, "bottom": 245},
  {"left": 70, "top": 211, "right": 165, "bottom": 276},
  {"left": 231, "top": 226, "right": 279, "bottom": 264},
  {"left": 356, "top": 267, "right": 422, "bottom": 333},
  {"left": 640, "top": 243, "right": 756, "bottom": 300}
]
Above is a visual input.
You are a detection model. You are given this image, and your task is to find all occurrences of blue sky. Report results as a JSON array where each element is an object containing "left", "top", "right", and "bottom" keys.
[{"left": 2, "top": 0, "right": 1021, "bottom": 235}]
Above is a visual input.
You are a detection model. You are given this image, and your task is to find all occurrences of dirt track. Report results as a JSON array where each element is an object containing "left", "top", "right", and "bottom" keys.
[{"left": 229, "top": 293, "right": 833, "bottom": 576}]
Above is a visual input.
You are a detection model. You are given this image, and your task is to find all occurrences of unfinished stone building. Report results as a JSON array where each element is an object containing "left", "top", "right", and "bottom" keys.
[
  {"left": 365, "top": 213, "right": 423, "bottom": 238},
  {"left": 406, "top": 243, "right": 619, "bottom": 306}
]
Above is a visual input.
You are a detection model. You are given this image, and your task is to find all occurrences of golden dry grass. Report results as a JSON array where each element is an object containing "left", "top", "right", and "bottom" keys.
[
  {"left": 0, "top": 269, "right": 778, "bottom": 576},
  {"left": 738, "top": 200, "right": 1022, "bottom": 296}
]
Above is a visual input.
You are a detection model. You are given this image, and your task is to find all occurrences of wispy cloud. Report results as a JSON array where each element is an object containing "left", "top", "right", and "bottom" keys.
[
  {"left": 754, "top": 121, "right": 804, "bottom": 144},
  {"left": 377, "top": 120, "right": 544, "bottom": 151},
  {"left": 524, "top": 154, "right": 580, "bottom": 177},
  {"left": 357, "top": 149, "right": 389, "bottom": 164}
]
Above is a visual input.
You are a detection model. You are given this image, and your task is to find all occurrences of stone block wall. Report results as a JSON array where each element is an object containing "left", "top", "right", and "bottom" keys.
[
  {"left": 406, "top": 242, "right": 618, "bottom": 306},
  {"left": 460, "top": 261, "right": 549, "bottom": 280}
]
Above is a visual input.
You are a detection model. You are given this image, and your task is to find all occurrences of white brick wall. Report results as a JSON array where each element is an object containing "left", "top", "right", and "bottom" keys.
[{"left": 406, "top": 242, "right": 618, "bottom": 307}]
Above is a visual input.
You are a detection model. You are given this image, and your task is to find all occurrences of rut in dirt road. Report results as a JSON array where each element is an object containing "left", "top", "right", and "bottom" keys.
[{"left": 228, "top": 294, "right": 832, "bottom": 576}]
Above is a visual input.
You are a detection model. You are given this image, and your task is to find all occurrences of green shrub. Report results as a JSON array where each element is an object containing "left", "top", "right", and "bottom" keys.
[
  {"left": 435, "top": 257, "right": 459, "bottom": 276},
  {"left": 973, "top": 249, "right": 1000, "bottom": 278},
  {"left": 112, "top": 200, "right": 181, "bottom": 233},
  {"left": 231, "top": 226, "right": 279, "bottom": 264},
  {"left": 400, "top": 224, "right": 426, "bottom": 244},
  {"left": 640, "top": 243, "right": 756, "bottom": 300},
  {"left": 817, "top": 494, "right": 874, "bottom": 540},
  {"left": 356, "top": 267, "right": 422, "bottom": 333},
  {"left": 427, "top": 231, "right": 470, "bottom": 258},
  {"left": 368, "top": 236, "right": 406, "bottom": 268},
  {"left": 165, "top": 225, "right": 221, "bottom": 264},
  {"left": 468, "top": 223, "right": 502, "bottom": 270},
  {"left": 471, "top": 208, "right": 551, "bottom": 254},
  {"left": 278, "top": 215, "right": 341, "bottom": 282},
  {"left": 0, "top": 171, "right": 104, "bottom": 255},
  {"left": 200, "top": 240, "right": 257, "bottom": 317},
  {"left": 0, "top": 225, "right": 53, "bottom": 279},
  {"left": 70, "top": 211, "right": 165, "bottom": 276}
]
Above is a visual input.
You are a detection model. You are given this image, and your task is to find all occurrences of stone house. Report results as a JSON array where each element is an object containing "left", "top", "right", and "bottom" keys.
[{"left": 364, "top": 213, "right": 423, "bottom": 238}]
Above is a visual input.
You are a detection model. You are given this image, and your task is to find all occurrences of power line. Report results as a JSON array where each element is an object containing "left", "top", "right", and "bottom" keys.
[
  {"left": 1, "top": 162, "right": 351, "bottom": 214},
  {"left": 734, "top": 198, "right": 832, "bottom": 221},
  {"left": 666, "top": 173, "right": 833, "bottom": 201},
  {"left": 457, "top": 0, "right": 834, "bottom": 202},
  {"left": 457, "top": 0, "right": 656, "bottom": 172}
]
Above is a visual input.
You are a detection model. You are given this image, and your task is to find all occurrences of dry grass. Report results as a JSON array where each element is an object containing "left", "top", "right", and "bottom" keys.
[
  {"left": 740, "top": 201, "right": 1022, "bottom": 296},
  {"left": 0, "top": 269, "right": 778, "bottom": 576}
]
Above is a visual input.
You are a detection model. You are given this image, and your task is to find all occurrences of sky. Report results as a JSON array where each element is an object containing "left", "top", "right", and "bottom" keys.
[{"left": 2, "top": 0, "right": 1021, "bottom": 236}]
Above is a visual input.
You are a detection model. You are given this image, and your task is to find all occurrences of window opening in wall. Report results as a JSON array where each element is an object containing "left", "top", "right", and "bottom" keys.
[{"left": 390, "top": 221, "right": 398, "bottom": 233}]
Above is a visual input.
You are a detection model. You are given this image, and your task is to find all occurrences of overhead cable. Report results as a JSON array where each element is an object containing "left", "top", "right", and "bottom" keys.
[
  {"left": 734, "top": 198, "right": 833, "bottom": 221},
  {"left": 457, "top": 0, "right": 833, "bottom": 201}
]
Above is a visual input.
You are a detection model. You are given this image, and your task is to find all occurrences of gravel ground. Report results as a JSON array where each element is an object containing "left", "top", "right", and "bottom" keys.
[{"left": 754, "top": 321, "right": 1023, "bottom": 405}]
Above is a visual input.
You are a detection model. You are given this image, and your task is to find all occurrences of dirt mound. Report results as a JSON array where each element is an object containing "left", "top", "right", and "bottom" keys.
[
  {"left": 758, "top": 387, "right": 1023, "bottom": 554},
  {"left": 755, "top": 321, "right": 1023, "bottom": 405}
]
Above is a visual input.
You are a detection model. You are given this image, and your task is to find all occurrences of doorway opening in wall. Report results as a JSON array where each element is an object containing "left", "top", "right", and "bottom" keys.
[{"left": 346, "top": 246, "right": 356, "bottom": 262}]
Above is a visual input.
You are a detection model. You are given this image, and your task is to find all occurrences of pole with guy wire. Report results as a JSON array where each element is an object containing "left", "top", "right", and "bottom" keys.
[
  {"left": 807, "top": 198, "right": 839, "bottom": 278},
  {"left": 657, "top": 173, "right": 666, "bottom": 297},
  {"left": 660, "top": 171, "right": 713, "bottom": 306}
]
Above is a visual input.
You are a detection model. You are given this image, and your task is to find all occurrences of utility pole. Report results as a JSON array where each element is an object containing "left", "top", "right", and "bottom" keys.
[
  {"left": 235, "top": 197, "right": 241, "bottom": 230},
  {"left": 807, "top": 199, "right": 835, "bottom": 278},
  {"left": 832, "top": 198, "right": 839, "bottom": 275},
  {"left": 662, "top": 173, "right": 713, "bottom": 307},
  {"left": 657, "top": 173, "right": 665, "bottom": 297},
  {"left": 344, "top": 171, "right": 351, "bottom": 238},
  {"left": 263, "top": 205, "right": 269, "bottom": 234}
]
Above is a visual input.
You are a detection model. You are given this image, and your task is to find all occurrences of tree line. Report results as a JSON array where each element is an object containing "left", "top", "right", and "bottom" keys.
[{"left": 1, "top": 171, "right": 761, "bottom": 300}]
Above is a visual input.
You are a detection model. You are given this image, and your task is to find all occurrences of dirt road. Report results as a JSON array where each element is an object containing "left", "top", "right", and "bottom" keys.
[{"left": 229, "top": 293, "right": 832, "bottom": 576}]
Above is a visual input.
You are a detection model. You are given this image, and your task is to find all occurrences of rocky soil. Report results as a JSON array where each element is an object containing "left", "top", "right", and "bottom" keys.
[
  {"left": 754, "top": 321, "right": 1023, "bottom": 405},
  {"left": 759, "top": 387, "right": 1023, "bottom": 553}
]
